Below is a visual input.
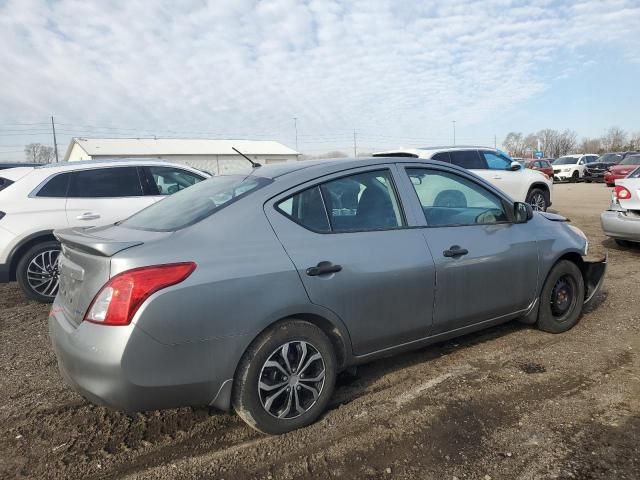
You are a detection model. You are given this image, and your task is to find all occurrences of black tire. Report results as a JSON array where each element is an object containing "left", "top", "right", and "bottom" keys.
[
  {"left": 584, "top": 179, "right": 592, "bottom": 183},
  {"left": 232, "top": 320, "right": 337, "bottom": 435},
  {"left": 526, "top": 188, "right": 549, "bottom": 212},
  {"left": 536, "top": 260, "right": 585, "bottom": 333},
  {"left": 16, "top": 240, "right": 61, "bottom": 303},
  {"left": 571, "top": 171, "right": 580, "bottom": 183},
  {"left": 606, "top": 183, "right": 614, "bottom": 188},
  {"left": 615, "top": 239, "right": 635, "bottom": 247}
]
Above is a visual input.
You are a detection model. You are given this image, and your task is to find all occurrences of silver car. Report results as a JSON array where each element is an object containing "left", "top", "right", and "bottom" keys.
[
  {"left": 49, "top": 157, "right": 606, "bottom": 434},
  {"left": 601, "top": 167, "right": 640, "bottom": 246}
]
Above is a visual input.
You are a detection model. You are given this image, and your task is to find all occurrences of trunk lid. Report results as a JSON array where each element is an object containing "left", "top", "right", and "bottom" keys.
[
  {"left": 54, "top": 225, "right": 171, "bottom": 326},
  {"left": 615, "top": 178, "right": 640, "bottom": 211}
]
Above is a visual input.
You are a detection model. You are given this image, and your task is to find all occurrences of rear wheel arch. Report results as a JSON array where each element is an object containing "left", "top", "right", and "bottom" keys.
[{"left": 8, "top": 231, "right": 57, "bottom": 281}]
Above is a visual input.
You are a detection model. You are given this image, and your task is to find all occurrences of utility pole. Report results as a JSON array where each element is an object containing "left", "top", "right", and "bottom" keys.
[
  {"left": 452, "top": 120, "right": 456, "bottom": 145},
  {"left": 494, "top": 134, "right": 497, "bottom": 149},
  {"left": 293, "top": 117, "right": 298, "bottom": 151},
  {"left": 353, "top": 129, "right": 357, "bottom": 158},
  {"left": 51, "top": 116, "right": 59, "bottom": 162}
]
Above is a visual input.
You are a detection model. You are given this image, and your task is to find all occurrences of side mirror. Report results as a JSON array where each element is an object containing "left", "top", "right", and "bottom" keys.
[
  {"left": 514, "top": 202, "right": 534, "bottom": 223},
  {"left": 508, "top": 161, "right": 522, "bottom": 171}
]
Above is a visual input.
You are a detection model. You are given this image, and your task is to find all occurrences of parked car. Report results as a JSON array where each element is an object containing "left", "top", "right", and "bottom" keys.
[
  {"left": 604, "top": 154, "right": 640, "bottom": 187},
  {"left": 49, "top": 157, "right": 606, "bottom": 435},
  {"left": 373, "top": 146, "right": 553, "bottom": 211},
  {"left": 584, "top": 152, "right": 639, "bottom": 183},
  {"left": 552, "top": 154, "right": 599, "bottom": 182},
  {"left": 0, "top": 159, "right": 208, "bottom": 302},
  {"left": 601, "top": 167, "right": 640, "bottom": 246},
  {"left": 524, "top": 158, "right": 554, "bottom": 178},
  {"left": 0, "top": 162, "right": 41, "bottom": 170}
]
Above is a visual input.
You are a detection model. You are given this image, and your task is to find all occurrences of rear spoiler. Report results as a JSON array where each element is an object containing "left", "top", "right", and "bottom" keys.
[{"left": 54, "top": 228, "right": 143, "bottom": 257}]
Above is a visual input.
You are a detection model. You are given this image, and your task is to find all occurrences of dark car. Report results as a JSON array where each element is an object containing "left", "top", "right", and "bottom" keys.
[
  {"left": 584, "top": 152, "right": 639, "bottom": 183},
  {"left": 604, "top": 154, "right": 640, "bottom": 186},
  {"left": 0, "top": 162, "right": 40, "bottom": 170}
]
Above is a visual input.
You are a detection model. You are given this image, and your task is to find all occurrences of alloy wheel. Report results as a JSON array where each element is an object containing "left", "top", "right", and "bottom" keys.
[
  {"left": 258, "top": 340, "right": 326, "bottom": 419},
  {"left": 530, "top": 192, "right": 547, "bottom": 211},
  {"left": 26, "top": 249, "right": 61, "bottom": 299}
]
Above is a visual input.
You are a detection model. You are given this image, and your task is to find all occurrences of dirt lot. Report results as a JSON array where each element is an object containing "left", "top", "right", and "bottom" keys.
[{"left": 1, "top": 183, "right": 639, "bottom": 480}]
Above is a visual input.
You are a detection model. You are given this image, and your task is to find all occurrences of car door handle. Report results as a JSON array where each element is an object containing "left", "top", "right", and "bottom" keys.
[
  {"left": 76, "top": 212, "right": 101, "bottom": 221},
  {"left": 443, "top": 245, "right": 469, "bottom": 258},
  {"left": 306, "top": 262, "right": 342, "bottom": 276},
  {"left": 492, "top": 175, "right": 502, "bottom": 179}
]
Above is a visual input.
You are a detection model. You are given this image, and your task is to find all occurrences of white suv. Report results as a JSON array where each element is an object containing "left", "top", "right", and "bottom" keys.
[
  {"left": 0, "top": 159, "right": 208, "bottom": 302},
  {"left": 373, "top": 146, "right": 553, "bottom": 211},
  {"left": 552, "top": 154, "right": 599, "bottom": 182}
]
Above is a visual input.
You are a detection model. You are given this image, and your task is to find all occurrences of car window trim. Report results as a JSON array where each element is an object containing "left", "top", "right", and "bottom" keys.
[
  {"left": 274, "top": 166, "right": 409, "bottom": 235},
  {"left": 400, "top": 164, "right": 516, "bottom": 228},
  {"left": 30, "top": 171, "right": 71, "bottom": 198}
]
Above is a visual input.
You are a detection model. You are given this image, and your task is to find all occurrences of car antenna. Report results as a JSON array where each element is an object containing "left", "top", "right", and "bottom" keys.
[{"left": 232, "top": 147, "right": 261, "bottom": 168}]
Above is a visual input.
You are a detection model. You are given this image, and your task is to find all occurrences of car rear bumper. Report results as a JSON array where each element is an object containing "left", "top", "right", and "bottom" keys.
[
  {"left": 600, "top": 210, "right": 640, "bottom": 242},
  {"left": 48, "top": 302, "right": 239, "bottom": 412}
]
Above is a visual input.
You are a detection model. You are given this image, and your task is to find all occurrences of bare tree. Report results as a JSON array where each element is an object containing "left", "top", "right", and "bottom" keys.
[
  {"left": 556, "top": 129, "right": 578, "bottom": 157},
  {"left": 601, "top": 127, "right": 627, "bottom": 152},
  {"left": 24, "top": 143, "right": 55, "bottom": 163},
  {"left": 536, "top": 129, "right": 559, "bottom": 158},
  {"left": 626, "top": 131, "right": 640, "bottom": 151},
  {"left": 502, "top": 132, "right": 525, "bottom": 157},
  {"left": 580, "top": 137, "right": 602, "bottom": 154}
]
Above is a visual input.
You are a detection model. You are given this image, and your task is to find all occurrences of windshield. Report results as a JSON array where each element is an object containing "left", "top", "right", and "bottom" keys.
[
  {"left": 121, "top": 175, "right": 271, "bottom": 231},
  {"left": 619, "top": 156, "right": 640, "bottom": 166},
  {"left": 553, "top": 156, "right": 579, "bottom": 165},
  {"left": 597, "top": 153, "right": 622, "bottom": 164}
]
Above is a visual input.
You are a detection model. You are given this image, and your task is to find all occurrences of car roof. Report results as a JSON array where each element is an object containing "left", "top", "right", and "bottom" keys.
[
  {"left": 373, "top": 145, "right": 496, "bottom": 157},
  {"left": 29, "top": 158, "right": 205, "bottom": 173}
]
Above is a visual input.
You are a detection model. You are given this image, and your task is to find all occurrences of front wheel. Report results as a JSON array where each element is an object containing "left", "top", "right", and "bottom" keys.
[
  {"left": 232, "top": 320, "right": 337, "bottom": 434},
  {"left": 526, "top": 188, "right": 549, "bottom": 212},
  {"left": 571, "top": 171, "right": 580, "bottom": 183},
  {"left": 16, "top": 240, "right": 61, "bottom": 303},
  {"left": 536, "top": 260, "right": 585, "bottom": 333}
]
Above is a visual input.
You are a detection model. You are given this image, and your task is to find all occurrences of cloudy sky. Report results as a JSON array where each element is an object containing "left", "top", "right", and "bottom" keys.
[{"left": 1, "top": 0, "right": 639, "bottom": 159}]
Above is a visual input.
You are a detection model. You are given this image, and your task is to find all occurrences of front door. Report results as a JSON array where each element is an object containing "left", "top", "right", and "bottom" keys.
[
  {"left": 265, "top": 166, "right": 436, "bottom": 356},
  {"left": 402, "top": 166, "right": 538, "bottom": 334}
]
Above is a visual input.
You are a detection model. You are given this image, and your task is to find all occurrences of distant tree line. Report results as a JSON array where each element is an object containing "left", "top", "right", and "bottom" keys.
[
  {"left": 24, "top": 143, "right": 55, "bottom": 163},
  {"left": 503, "top": 127, "right": 640, "bottom": 158}
]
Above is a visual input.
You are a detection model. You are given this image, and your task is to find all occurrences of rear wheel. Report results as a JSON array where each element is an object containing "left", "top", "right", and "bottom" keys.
[
  {"left": 16, "top": 240, "right": 61, "bottom": 303},
  {"left": 615, "top": 239, "right": 636, "bottom": 247},
  {"left": 526, "top": 188, "right": 549, "bottom": 212},
  {"left": 536, "top": 260, "right": 585, "bottom": 333},
  {"left": 232, "top": 320, "right": 337, "bottom": 434}
]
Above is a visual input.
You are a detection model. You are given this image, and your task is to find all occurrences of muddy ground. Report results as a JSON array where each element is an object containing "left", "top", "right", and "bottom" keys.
[{"left": 1, "top": 182, "right": 639, "bottom": 480}]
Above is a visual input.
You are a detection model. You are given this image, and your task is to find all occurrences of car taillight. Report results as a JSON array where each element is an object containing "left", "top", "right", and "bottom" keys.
[
  {"left": 614, "top": 185, "right": 632, "bottom": 200},
  {"left": 84, "top": 262, "right": 196, "bottom": 326}
]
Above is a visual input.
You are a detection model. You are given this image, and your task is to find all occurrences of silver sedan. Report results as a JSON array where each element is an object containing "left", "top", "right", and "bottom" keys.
[
  {"left": 49, "top": 157, "right": 606, "bottom": 434},
  {"left": 601, "top": 168, "right": 640, "bottom": 246}
]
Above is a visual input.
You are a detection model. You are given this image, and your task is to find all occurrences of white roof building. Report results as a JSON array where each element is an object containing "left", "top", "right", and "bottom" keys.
[{"left": 63, "top": 138, "right": 300, "bottom": 175}]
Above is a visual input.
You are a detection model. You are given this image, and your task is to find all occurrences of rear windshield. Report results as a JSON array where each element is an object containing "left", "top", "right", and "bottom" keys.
[
  {"left": 0, "top": 177, "right": 14, "bottom": 192},
  {"left": 553, "top": 156, "right": 578, "bottom": 165},
  {"left": 620, "top": 155, "right": 640, "bottom": 166},
  {"left": 121, "top": 175, "right": 271, "bottom": 231}
]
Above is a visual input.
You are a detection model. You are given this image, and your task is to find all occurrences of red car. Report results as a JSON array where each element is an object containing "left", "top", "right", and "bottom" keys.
[
  {"left": 524, "top": 159, "right": 554, "bottom": 178},
  {"left": 604, "top": 154, "right": 640, "bottom": 186}
]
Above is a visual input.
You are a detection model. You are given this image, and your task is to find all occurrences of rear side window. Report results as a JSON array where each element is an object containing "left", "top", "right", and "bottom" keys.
[
  {"left": 277, "top": 170, "right": 404, "bottom": 233},
  {"left": 0, "top": 177, "right": 14, "bottom": 192},
  {"left": 68, "top": 167, "right": 143, "bottom": 198},
  {"left": 36, "top": 173, "right": 70, "bottom": 197},
  {"left": 431, "top": 152, "right": 451, "bottom": 163},
  {"left": 449, "top": 150, "right": 487, "bottom": 169}
]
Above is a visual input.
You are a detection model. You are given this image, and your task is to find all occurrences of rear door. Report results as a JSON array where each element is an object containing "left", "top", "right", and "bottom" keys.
[
  {"left": 399, "top": 164, "right": 538, "bottom": 334},
  {"left": 65, "top": 166, "right": 155, "bottom": 227},
  {"left": 265, "top": 165, "right": 436, "bottom": 355}
]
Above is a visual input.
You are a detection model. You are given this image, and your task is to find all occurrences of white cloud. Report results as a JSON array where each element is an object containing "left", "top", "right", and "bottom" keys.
[{"left": 0, "top": 0, "right": 639, "bottom": 155}]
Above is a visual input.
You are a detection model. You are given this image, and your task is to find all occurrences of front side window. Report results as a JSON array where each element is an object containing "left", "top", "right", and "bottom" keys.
[
  {"left": 36, "top": 172, "right": 70, "bottom": 197},
  {"left": 406, "top": 168, "right": 509, "bottom": 227},
  {"left": 68, "top": 167, "right": 143, "bottom": 198},
  {"left": 277, "top": 170, "right": 404, "bottom": 233},
  {"left": 449, "top": 150, "right": 486, "bottom": 169},
  {"left": 122, "top": 175, "right": 270, "bottom": 231},
  {"left": 146, "top": 166, "right": 205, "bottom": 195},
  {"left": 481, "top": 151, "right": 512, "bottom": 170}
]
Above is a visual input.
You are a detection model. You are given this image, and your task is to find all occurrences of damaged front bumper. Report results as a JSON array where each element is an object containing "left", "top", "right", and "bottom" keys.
[{"left": 582, "top": 252, "right": 607, "bottom": 307}]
